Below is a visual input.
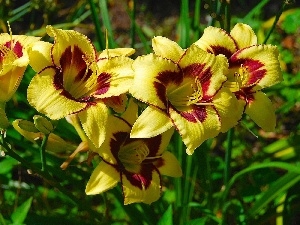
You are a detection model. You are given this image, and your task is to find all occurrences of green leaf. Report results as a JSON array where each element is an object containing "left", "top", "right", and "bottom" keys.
[
  {"left": 157, "top": 205, "right": 173, "bottom": 225},
  {"left": 222, "top": 162, "right": 300, "bottom": 203},
  {"left": 11, "top": 197, "right": 33, "bottom": 225},
  {"left": 0, "top": 157, "right": 18, "bottom": 175},
  {"left": 248, "top": 172, "right": 300, "bottom": 217}
]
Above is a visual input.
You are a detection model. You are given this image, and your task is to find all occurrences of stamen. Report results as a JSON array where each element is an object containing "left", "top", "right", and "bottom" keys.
[
  {"left": 188, "top": 77, "right": 203, "bottom": 105},
  {"left": 169, "top": 77, "right": 214, "bottom": 109},
  {"left": 119, "top": 141, "right": 150, "bottom": 164},
  {"left": 7, "top": 21, "right": 13, "bottom": 50},
  {"left": 118, "top": 141, "right": 163, "bottom": 166}
]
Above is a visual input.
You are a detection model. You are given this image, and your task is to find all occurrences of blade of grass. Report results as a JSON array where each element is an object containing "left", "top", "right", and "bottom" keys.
[
  {"left": 135, "top": 23, "right": 152, "bottom": 53},
  {"left": 224, "top": 128, "right": 234, "bottom": 186},
  {"left": 180, "top": 154, "right": 193, "bottom": 223},
  {"left": 248, "top": 172, "right": 300, "bottom": 217},
  {"left": 178, "top": 0, "right": 190, "bottom": 48},
  {"left": 192, "top": 0, "right": 201, "bottom": 41},
  {"left": 263, "top": 1, "right": 287, "bottom": 44},
  {"left": 222, "top": 162, "right": 300, "bottom": 204},
  {"left": 88, "top": 0, "right": 105, "bottom": 50},
  {"left": 9, "top": 6, "right": 31, "bottom": 23},
  {"left": 128, "top": 0, "right": 136, "bottom": 48},
  {"left": 174, "top": 132, "right": 183, "bottom": 210},
  {"left": 243, "top": 0, "right": 270, "bottom": 22},
  {"left": 98, "top": 0, "right": 117, "bottom": 48}
]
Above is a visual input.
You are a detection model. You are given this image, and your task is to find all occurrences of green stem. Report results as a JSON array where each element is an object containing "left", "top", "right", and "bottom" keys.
[
  {"left": 181, "top": 155, "right": 193, "bottom": 223},
  {"left": 224, "top": 1, "right": 231, "bottom": 32},
  {"left": 88, "top": 0, "right": 105, "bottom": 50},
  {"left": 175, "top": 132, "right": 183, "bottom": 210},
  {"left": 179, "top": 0, "right": 190, "bottom": 48},
  {"left": 263, "top": 2, "right": 286, "bottom": 44},
  {"left": 40, "top": 134, "right": 49, "bottom": 172},
  {"left": 129, "top": 0, "right": 136, "bottom": 48},
  {"left": 224, "top": 128, "right": 234, "bottom": 186},
  {"left": 193, "top": 0, "right": 201, "bottom": 41}
]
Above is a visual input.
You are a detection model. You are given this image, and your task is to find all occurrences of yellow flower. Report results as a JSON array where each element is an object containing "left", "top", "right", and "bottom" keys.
[
  {"left": 129, "top": 37, "right": 241, "bottom": 155},
  {"left": 0, "top": 33, "right": 40, "bottom": 103},
  {"left": 194, "top": 23, "right": 282, "bottom": 131},
  {"left": 85, "top": 100, "right": 182, "bottom": 204},
  {"left": 27, "top": 26, "right": 135, "bottom": 148}
]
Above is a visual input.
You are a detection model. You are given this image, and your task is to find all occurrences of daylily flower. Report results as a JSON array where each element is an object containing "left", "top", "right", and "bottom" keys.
[
  {"left": 85, "top": 100, "right": 182, "bottom": 204},
  {"left": 0, "top": 33, "right": 40, "bottom": 129},
  {"left": 0, "top": 33, "right": 40, "bottom": 103},
  {"left": 129, "top": 36, "right": 242, "bottom": 155},
  {"left": 194, "top": 23, "right": 282, "bottom": 131},
  {"left": 27, "top": 26, "right": 135, "bottom": 148}
]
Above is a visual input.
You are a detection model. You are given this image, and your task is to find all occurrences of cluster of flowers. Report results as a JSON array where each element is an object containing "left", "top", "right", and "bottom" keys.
[{"left": 0, "top": 23, "right": 282, "bottom": 204}]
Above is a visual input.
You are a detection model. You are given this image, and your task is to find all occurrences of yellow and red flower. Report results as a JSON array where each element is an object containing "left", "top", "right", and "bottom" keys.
[
  {"left": 0, "top": 33, "right": 40, "bottom": 103},
  {"left": 129, "top": 37, "right": 241, "bottom": 154},
  {"left": 0, "top": 33, "right": 40, "bottom": 129},
  {"left": 27, "top": 26, "right": 134, "bottom": 147},
  {"left": 85, "top": 100, "right": 182, "bottom": 204},
  {"left": 194, "top": 23, "right": 282, "bottom": 131}
]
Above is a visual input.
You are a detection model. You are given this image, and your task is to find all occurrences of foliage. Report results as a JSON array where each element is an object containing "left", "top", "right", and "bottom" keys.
[{"left": 1, "top": 0, "right": 300, "bottom": 224}]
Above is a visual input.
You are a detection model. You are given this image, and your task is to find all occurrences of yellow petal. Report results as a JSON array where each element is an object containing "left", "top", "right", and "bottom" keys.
[
  {"left": 120, "top": 98, "right": 138, "bottom": 126},
  {"left": 130, "top": 106, "right": 173, "bottom": 138},
  {"left": 0, "top": 67, "right": 26, "bottom": 102},
  {"left": 230, "top": 23, "right": 257, "bottom": 49},
  {"left": 152, "top": 36, "right": 184, "bottom": 62},
  {"left": 95, "top": 56, "right": 134, "bottom": 98},
  {"left": 93, "top": 114, "right": 131, "bottom": 164},
  {"left": 156, "top": 127, "right": 174, "bottom": 155},
  {"left": 85, "top": 161, "right": 119, "bottom": 195},
  {"left": 156, "top": 151, "right": 182, "bottom": 177},
  {"left": 98, "top": 48, "right": 135, "bottom": 58},
  {"left": 245, "top": 91, "right": 276, "bottom": 132},
  {"left": 213, "top": 88, "right": 243, "bottom": 132},
  {"left": 169, "top": 105, "right": 221, "bottom": 155},
  {"left": 122, "top": 169, "right": 161, "bottom": 204},
  {"left": 130, "top": 54, "right": 180, "bottom": 109},
  {"left": 27, "top": 68, "right": 86, "bottom": 119},
  {"left": 230, "top": 45, "right": 282, "bottom": 90},
  {"left": 46, "top": 25, "right": 96, "bottom": 67},
  {"left": 78, "top": 102, "right": 109, "bottom": 148},
  {"left": 194, "top": 26, "right": 237, "bottom": 58},
  {"left": 28, "top": 41, "right": 52, "bottom": 72},
  {"left": 179, "top": 45, "right": 228, "bottom": 98}
]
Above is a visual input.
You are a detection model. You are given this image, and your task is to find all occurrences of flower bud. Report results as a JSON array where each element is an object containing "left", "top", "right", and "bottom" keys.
[
  {"left": 33, "top": 115, "right": 54, "bottom": 135},
  {"left": 17, "top": 120, "right": 39, "bottom": 133}
]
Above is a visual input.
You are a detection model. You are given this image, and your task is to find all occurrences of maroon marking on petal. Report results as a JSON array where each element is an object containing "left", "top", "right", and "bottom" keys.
[
  {"left": 235, "top": 86, "right": 255, "bottom": 105},
  {"left": 210, "top": 45, "right": 233, "bottom": 59},
  {"left": 53, "top": 66, "right": 96, "bottom": 103},
  {"left": 94, "top": 72, "right": 111, "bottom": 95},
  {"left": 179, "top": 105, "right": 208, "bottom": 123},
  {"left": 5, "top": 41, "right": 23, "bottom": 58},
  {"left": 60, "top": 45, "right": 87, "bottom": 80},
  {"left": 109, "top": 131, "right": 129, "bottom": 166},
  {"left": 154, "top": 70, "right": 182, "bottom": 107},
  {"left": 143, "top": 135, "right": 162, "bottom": 157},
  {"left": 75, "top": 66, "right": 93, "bottom": 83},
  {"left": 153, "top": 81, "right": 168, "bottom": 107},
  {"left": 122, "top": 164, "right": 155, "bottom": 190},
  {"left": 53, "top": 67, "right": 64, "bottom": 90},
  {"left": 230, "top": 53, "right": 267, "bottom": 86},
  {"left": 182, "top": 64, "right": 213, "bottom": 100}
]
